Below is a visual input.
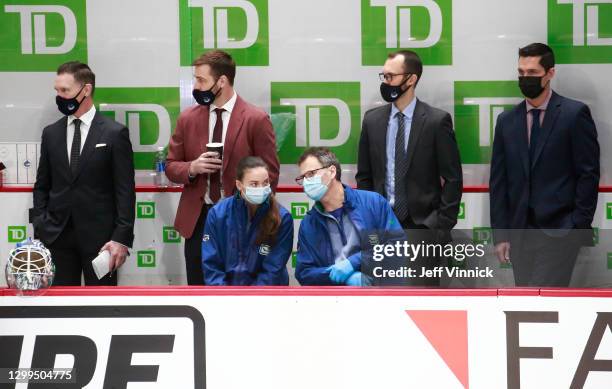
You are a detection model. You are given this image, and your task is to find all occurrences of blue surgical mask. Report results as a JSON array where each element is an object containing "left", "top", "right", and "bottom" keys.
[
  {"left": 244, "top": 185, "right": 271, "bottom": 205},
  {"left": 303, "top": 175, "right": 329, "bottom": 201}
]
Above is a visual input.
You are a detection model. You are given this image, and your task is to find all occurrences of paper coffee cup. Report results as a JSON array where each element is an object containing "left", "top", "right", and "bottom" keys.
[{"left": 206, "top": 142, "right": 223, "bottom": 160}]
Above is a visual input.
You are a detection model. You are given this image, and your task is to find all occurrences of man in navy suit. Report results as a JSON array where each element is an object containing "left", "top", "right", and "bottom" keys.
[{"left": 490, "top": 43, "right": 599, "bottom": 287}]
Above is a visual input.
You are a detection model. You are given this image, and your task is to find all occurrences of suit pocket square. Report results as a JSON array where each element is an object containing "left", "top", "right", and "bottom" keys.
[{"left": 95, "top": 143, "right": 107, "bottom": 148}]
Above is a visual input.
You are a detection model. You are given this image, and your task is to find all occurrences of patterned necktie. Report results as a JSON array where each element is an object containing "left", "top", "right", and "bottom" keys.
[
  {"left": 529, "top": 108, "right": 541, "bottom": 161},
  {"left": 394, "top": 112, "right": 410, "bottom": 222},
  {"left": 209, "top": 108, "right": 225, "bottom": 202},
  {"left": 70, "top": 118, "right": 82, "bottom": 176}
]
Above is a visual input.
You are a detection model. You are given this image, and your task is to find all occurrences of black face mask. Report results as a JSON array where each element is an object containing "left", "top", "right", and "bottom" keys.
[
  {"left": 192, "top": 79, "right": 221, "bottom": 106},
  {"left": 518, "top": 76, "right": 545, "bottom": 99},
  {"left": 56, "top": 85, "right": 86, "bottom": 116},
  {"left": 380, "top": 75, "right": 412, "bottom": 103}
]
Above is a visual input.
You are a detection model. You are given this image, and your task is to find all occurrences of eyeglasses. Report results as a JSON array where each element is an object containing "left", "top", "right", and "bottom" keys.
[
  {"left": 378, "top": 72, "right": 412, "bottom": 82},
  {"left": 295, "top": 166, "right": 329, "bottom": 186}
]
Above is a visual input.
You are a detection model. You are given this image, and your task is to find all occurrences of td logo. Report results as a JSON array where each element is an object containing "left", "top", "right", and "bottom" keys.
[
  {"left": 606, "top": 202, "right": 612, "bottom": 219},
  {"left": 454, "top": 81, "right": 523, "bottom": 164},
  {"left": 457, "top": 202, "right": 465, "bottom": 220},
  {"left": 179, "top": 0, "right": 268, "bottom": 66},
  {"left": 1, "top": 1, "right": 87, "bottom": 71},
  {"left": 361, "top": 0, "right": 452, "bottom": 65},
  {"left": 136, "top": 202, "right": 156, "bottom": 219},
  {"left": 291, "top": 202, "right": 309, "bottom": 220},
  {"left": 96, "top": 88, "right": 180, "bottom": 170},
  {"left": 549, "top": 0, "right": 612, "bottom": 63},
  {"left": 271, "top": 82, "right": 361, "bottom": 163},
  {"left": 291, "top": 252, "right": 297, "bottom": 268},
  {"left": 7, "top": 226, "right": 26, "bottom": 243},
  {"left": 137, "top": 251, "right": 156, "bottom": 268},
  {"left": 473, "top": 227, "right": 492, "bottom": 245},
  {"left": 163, "top": 227, "right": 182, "bottom": 243}
]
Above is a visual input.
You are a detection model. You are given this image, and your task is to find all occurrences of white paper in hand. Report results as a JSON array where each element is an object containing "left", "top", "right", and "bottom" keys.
[{"left": 92, "top": 250, "right": 111, "bottom": 280}]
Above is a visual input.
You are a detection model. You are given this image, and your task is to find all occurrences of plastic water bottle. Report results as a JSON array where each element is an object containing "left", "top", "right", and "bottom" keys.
[{"left": 154, "top": 146, "right": 168, "bottom": 187}]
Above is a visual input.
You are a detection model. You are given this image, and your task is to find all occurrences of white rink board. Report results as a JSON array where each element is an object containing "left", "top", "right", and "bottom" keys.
[{"left": 1, "top": 292, "right": 612, "bottom": 389}]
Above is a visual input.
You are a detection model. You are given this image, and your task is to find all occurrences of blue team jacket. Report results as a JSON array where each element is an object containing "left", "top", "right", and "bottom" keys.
[
  {"left": 202, "top": 193, "right": 294, "bottom": 285},
  {"left": 296, "top": 185, "right": 403, "bottom": 285}
]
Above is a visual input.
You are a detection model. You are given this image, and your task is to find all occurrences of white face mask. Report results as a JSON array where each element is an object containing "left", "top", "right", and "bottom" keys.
[{"left": 243, "top": 185, "right": 271, "bottom": 205}]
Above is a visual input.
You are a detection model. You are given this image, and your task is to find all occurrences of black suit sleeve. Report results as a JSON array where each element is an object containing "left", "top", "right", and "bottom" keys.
[
  {"left": 489, "top": 113, "right": 509, "bottom": 242},
  {"left": 571, "top": 104, "right": 600, "bottom": 228},
  {"left": 110, "top": 126, "right": 136, "bottom": 247},
  {"left": 356, "top": 112, "right": 374, "bottom": 190},
  {"left": 435, "top": 112, "right": 462, "bottom": 230},
  {"left": 32, "top": 127, "right": 50, "bottom": 223}
]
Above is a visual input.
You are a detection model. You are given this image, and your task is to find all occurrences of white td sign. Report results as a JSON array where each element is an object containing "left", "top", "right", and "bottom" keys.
[
  {"left": 188, "top": 0, "right": 259, "bottom": 49},
  {"left": 463, "top": 97, "right": 522, "bottom": 147},
  {"left": 279, "top": 98, "right": 351, "bottom": 148},
  {"left": 99, "top": 104, "right": 171, "bottom": 153},
  {"left": 4, "top": 5, "right": 77, "bottom": 54},
  {"left": 370, "top": 0, "right": 442, "bottom": 48},
  {"left": 558, "top": 0, "right": 612, "bottom": 46}
]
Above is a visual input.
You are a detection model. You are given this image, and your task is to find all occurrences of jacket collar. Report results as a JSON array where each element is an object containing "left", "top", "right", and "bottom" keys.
[{"left": 312, "top": 184, "right": 356, "bottom": 217}]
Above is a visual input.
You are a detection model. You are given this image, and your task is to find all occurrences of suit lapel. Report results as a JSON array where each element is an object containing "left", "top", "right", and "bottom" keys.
[
  {"left": 73, "top": 112, "right": 105, "bottom": 181},
  {"left": 57, "top": 117, "right": 70, "bottom": 175},
  {"left": 223, "top": 95, "right": 246, "bottom": 171},
  {"left": 373, "top": 104, "right": 391, "bottom": 171},
  {"left": 405, "top": 99, "right": 426, "bottom": 173},
  {"left": 531, "top": 92, "right": 562, "bottom": 169},
  {"left": 515, "top": 102, "right": 530, "bottom": 177}
]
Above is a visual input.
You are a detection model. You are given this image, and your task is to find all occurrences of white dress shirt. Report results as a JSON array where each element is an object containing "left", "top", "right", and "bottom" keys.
[
  {"left": 205, "top": 92, "right": 237, "bottom": 204},
  {"left": 208, "top": 91, "right": 237, "bottom": 143},
  {"left": 66, "top": 105, "right": 96, "bottom": 162}
]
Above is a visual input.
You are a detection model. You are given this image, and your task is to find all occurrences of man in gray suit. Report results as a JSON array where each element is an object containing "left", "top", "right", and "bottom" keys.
[{"left": 356, "top": 50, "right": 462, "bottom": 286}]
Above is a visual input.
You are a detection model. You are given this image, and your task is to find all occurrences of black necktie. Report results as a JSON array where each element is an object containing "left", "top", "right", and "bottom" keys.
[
  {"left": 394, "top": 112, "right": 410, "bottom": 222},
  {"left": 70, "top": 118, "right": 82, "bottom": 176},
  {"left": 209, "top": 108, "right": 225, "bottom": 202},
  {"left": 529, "top": 109, "right": 541, "bottom": 161}
]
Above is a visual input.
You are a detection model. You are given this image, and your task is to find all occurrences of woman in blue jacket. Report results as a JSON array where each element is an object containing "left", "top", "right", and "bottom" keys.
[{"left": 202, "top": 156, "right": 294, "bottom": 285}]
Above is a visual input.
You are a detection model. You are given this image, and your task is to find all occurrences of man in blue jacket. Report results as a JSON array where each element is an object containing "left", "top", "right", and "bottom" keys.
[{"left": 295, "top": 147, "right": 403, "bottom": 286}]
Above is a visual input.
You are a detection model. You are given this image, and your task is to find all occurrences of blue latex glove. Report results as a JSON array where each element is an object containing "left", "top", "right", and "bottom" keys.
[
  {"left": 328, "top": 258, "right": 354, "bottom": 284},
  {"left": 346, "top": 271, "right": 363, "bottom": 286}
]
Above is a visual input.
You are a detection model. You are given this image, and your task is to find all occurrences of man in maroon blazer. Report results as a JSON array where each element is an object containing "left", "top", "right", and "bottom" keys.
[{"left": 166, "top": 50, "right": 279, "bottom": 285}]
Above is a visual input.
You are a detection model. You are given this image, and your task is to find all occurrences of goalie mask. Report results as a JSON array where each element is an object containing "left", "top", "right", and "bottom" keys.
[{"left": 5, "top": 238, "right": 55, "bottom": 292}]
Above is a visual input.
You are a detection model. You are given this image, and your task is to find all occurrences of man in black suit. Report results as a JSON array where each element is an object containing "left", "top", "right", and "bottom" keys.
[
  {"left": 356, "top": 50, "right": 462, "bottom": 286},
  {"left": 490, "top": 43, "right": 600, "bottom": 287},
  {"left": 31, "top": 61, "right": 135, "bottom": 286}
]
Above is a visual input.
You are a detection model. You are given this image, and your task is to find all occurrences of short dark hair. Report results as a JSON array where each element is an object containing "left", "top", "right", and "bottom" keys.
[
  {"left": 56, "top": 61, "right": 95, "bottom": 96},
  {"left": 192, "top": 50, "right": 236, "bottom": 85},
  {"left": 298, "top": 147, "right": 341, "bottom": 181},
  {"left": 388, "top": 50, "right": 423, "bottom": 85},
  {"left": 518, "top": 43, "right": 555, "bottom": 72}
]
